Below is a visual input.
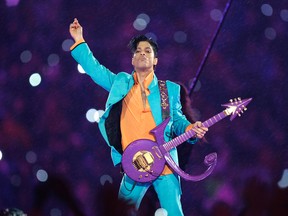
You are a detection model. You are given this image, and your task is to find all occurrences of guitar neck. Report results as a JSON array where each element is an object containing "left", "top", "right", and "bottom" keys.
[
  {"left": 202, "top": 110, "right": 228, "bottom": 128},
  {"left": 163, "top": 110, "right": 228, "bottom": 151}
]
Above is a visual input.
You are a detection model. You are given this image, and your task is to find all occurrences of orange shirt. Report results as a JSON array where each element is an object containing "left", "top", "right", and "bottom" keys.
[{"left": 121, "top": 71, "right": 173, "bottom": 175}]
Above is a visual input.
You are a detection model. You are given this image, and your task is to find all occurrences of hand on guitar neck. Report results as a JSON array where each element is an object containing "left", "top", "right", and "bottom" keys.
[{"left": 190, "top": 121, "right": 208, "bottom": 139}]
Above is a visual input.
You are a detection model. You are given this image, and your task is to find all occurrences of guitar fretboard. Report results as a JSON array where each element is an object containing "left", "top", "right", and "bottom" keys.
[{"left": 163, "top": 110, "right": 228, "bottom": 152}]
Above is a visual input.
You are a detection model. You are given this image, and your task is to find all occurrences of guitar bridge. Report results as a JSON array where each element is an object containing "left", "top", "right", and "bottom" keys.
[{"left": 133, "top": 151, "right": 154, "bottom": 171}]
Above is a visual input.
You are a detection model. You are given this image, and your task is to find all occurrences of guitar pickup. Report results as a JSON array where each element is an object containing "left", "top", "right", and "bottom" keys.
[
  {"left": 143, "top": 152, "right": 153, "bottom": 164},
  {"left": 133, "top": 151, "right": 154, "bottom": 171}
]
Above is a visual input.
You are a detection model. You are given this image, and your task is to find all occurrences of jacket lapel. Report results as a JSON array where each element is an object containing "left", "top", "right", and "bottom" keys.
[{"left": 147, "top": 75, "right": 163, "bottom": 126}]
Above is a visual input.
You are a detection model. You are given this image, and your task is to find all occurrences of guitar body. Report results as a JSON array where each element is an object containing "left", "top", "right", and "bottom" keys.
[
  {"left": 121, "top": 117, "right": 217, "bottom": 183},
  {"left": 122, "top": 139, "right": 166, "bottom": 182}
]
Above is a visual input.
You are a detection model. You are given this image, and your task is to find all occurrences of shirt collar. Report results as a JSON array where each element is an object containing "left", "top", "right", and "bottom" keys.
[{"left": 133, "top": 71, "right": 154, "bottom": 89}]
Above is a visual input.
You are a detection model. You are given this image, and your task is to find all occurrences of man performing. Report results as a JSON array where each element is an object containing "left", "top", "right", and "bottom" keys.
[{"left": 69, "top": 18, "right": 208, "bottom": 215}]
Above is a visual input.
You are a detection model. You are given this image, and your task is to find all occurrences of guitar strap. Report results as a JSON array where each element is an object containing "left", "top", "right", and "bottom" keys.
[{"left": 158, "top": 80, "right": 170, "bottom": 120}]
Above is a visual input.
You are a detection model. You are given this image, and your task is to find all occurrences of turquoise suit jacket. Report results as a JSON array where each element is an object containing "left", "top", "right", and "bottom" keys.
[{"left": 71, "top": 42, "right": 194, "bottom": 167}]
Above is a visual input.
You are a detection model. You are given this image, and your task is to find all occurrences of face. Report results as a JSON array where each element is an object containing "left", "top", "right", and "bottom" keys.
[{"left": 132, "top": 41, "right": 158, "bottom": 72}]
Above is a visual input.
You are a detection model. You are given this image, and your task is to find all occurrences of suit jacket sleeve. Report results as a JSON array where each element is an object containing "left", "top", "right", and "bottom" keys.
[{"left": 71, "top": 42, "right": 116, "bottom": 92}]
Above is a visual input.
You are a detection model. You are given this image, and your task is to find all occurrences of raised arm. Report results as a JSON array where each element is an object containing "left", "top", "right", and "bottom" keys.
[{"left": 69, "top": 18, "right": 118, "bottom": 92}]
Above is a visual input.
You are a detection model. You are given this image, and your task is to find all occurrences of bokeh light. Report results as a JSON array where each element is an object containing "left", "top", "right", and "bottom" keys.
[
  {"left": 5, "top": 0, "right": 20, "bottom": 7},
  {"left": 94, "top": 109, "right": 104, "bottom": 123},
  {"left": 278, "top": 169, "right": 288, "bottom": 188},
  {"left": 173, "top": 31, "right": 187, "bottom": 43},
  {"left": 261, "top": 4, "right": 273, "bottom": 16},
  {"left": 155, "top": 208, "right": 168, "bottom": 216},
  {"left": 280, "top": 9, "right": 288, "bottom": 22},
  {"left": 137, "top": 13, "right": 150, "bottom": 24},
  {"left": 133, "top": 14, "right": 150, "bottom": 31},
  {"left": 20, "top": 50, "right": 32, "bottom": 63},
  {"left": 36, "top": 169, "right": 48, "bottom": 182},
  {"left": 145, "top": 32, "right": 157, "bottom": 42},
  {"left": 50, "top": 208, "right": 62, "bottom": 216},
  {"left": 29, "top": 73, "right": 42, "bottom": 87},
  {"left": 210, "top": 9, "right": 223, "bottom": 21},
  {"left": 77, "top": 64, "right": 86, "bottom": 74},
  {"left": 62, "top": 39, "right": 74, "bottom": 52},
  {"left": 47, "top": 54, "right": 60, "bottom": 67},
  {"left": 100, "top": 174, "right": 113, "bottom": 185},
  {"left": 264, "top": 27, "right": 277, "bottom": 40},
  {"left": 26, "top": 151, "right": 37, "bottom": 164},
  {"left": 86, "top": 108, "right": 97, "bottom": 123}
]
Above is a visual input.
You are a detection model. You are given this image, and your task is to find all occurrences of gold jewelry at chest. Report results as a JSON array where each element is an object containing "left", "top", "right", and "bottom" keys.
[
  {"left": 140, "top": 87, "right": 147, "bottom": 108},
  {"left": 141, "top": 89, "right": 146, "bottom": 98}
]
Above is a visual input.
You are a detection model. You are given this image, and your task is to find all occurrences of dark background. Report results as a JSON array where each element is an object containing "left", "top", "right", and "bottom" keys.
[{"left": 0, "top": 0, "right": 287, "bottom": 215}]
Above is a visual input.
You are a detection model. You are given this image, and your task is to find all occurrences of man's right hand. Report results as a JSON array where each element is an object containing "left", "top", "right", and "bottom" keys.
[{"left": 69, "top": 18, "right": 84, "bottom": 42}]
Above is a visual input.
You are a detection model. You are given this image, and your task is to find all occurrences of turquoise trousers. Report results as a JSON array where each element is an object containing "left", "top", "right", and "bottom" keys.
[{"left": 119, "top": 173, "right": 184, "bottom": 216}]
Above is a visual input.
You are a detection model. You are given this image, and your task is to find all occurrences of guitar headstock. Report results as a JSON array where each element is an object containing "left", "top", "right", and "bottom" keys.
[{"left": 222, "top": 97, "right": 252, "bottom": 121}]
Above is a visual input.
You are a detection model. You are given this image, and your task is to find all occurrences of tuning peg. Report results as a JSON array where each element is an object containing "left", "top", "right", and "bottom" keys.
[
  {"left": 241, "top": 105, "right": 247, "bottom": 111},
  {"left": 238, "top": 97, "right": 242, "bottom": 101}
]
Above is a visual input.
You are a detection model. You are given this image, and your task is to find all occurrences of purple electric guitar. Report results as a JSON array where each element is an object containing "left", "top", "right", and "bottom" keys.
[{"left": 122, "top": 97, "right": 252, "bottom": 183}]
